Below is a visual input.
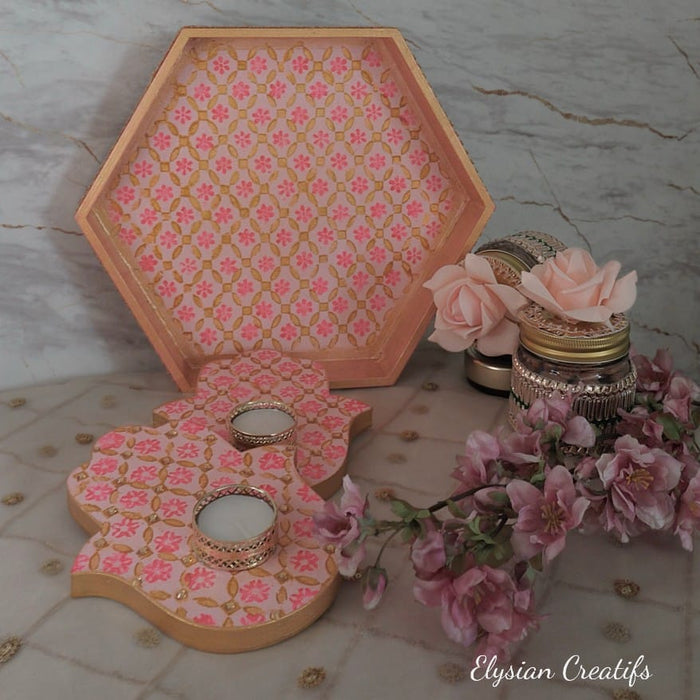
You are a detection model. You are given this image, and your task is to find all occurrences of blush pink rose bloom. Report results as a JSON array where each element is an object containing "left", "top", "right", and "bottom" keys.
[
  {"left": 424, "top": 254, "right": 526, "bottom": 356},
  {"left": 518, "top": 393, "right": 596, "bottom": 449},
  {"left": 662, "top": 374, "right": 700, "bottom": 424},
  {"left": 506, "top": 465, "right": 589, "bottom": 563},
  {"left": 596, "top": 435, "right": 682, "bottom": 541},
  {"left": 519, "top": 248, "right": 637, "bottom": 323},
  {"left": 674, "top": 470, "right": 700, "bottom": 551},
  {"left": 313, "top": 475, "right": 367, "bottom": 576}
]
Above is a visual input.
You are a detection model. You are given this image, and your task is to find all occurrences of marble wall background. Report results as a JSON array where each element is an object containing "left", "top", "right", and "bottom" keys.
[{"left": 1, "top": 0, "right": 698, "bottom": 390}]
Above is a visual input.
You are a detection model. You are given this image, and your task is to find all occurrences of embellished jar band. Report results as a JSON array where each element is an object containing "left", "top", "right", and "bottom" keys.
[
  {"left": 228, "top": 400, "right": 296, "bottom": 450},
  {"left": 192, "top": 484, "right": 278, "bottom": 571}
]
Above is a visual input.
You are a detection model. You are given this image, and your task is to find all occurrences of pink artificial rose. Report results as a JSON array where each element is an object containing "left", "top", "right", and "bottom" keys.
[
  {"left": 519, "top": 248, "right": 637, "bottom": 323},
  {"left": 506, "top": 465, "right": 589, "bottom": 563},
  {"left": 596, "top": 434, "right": 683, "bottom": 541},
  {"left": 312, "top": 475, "right": 367, "bottom": 576},
  {"left": 424, "top": 254, "right": 526, "bottom": 356}
]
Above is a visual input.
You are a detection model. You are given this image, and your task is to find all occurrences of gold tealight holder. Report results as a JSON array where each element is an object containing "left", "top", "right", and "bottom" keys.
[
  {"left": 192, "top": 484, "right": 278, "bottom": 571},
  {"left": 228, "top": 400, "right": 296, "bottom": 450}
]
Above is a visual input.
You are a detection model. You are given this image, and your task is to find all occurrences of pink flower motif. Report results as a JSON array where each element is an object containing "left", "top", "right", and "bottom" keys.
[
  {"left": 134, "top": 160, "right": 153, "bottom": 178},
  {"left": 195, "top": 133, "right": 214, "bottom": 151},
  {"left": 240, "top": 323, "right": 259, "bottom": 341},
  {"left": 233, "top": 131, "right": 252, "bottom": 148},
  {"left": 212, "top": 55, "right": 230, "bottom": 75},
  {"left": 368, "top": 153, "right": 386, "bottom": 170},
  {"left": 96, "top": 432, "right": 126, "bottom": 451},
  {"left": 295, "top": 206, "right": 313, "bottom": 224},
  {"left": 235, "top": 180, "right": 254, "bottom": 198},
  {"left": 167, "top": 466, "right": 195, "bottom": 486},
  {"left": 111, "top": 518, "right": 140, "bottom": 539},
  {"left": 174, "top": 106, "right": 192, "bottom": 124},
  {"left": 290, "top": 550, "right": 319, "bottom": 572},
  {"left": 231, "top": 81, "right": 251, "bottom": 99},
  {"left": 116, "top": 186, "right": 135, "bottom": 204},
  {"left": 220, "top": 257, "right": 238, "bottom": 274},
  {"left": 193, "top": 613, "right": 217, "bottom": 626},
  {"left": 331, "top": 296, "right": 348, "bottom": 314},
  {"left": 254, "top": 155, "right": 272, "bottom": 173},
  {"left": 71, "top": 554, "right": 89, "bottom": 573},
  {"left": 119, "top": 227, "right": 137, "bottom": 245},
  {"left": 142, "top": 559, "right": 172, "bottom": 584},
  {"left": 424, "top": 253, "right": 527, "bottom": 356},
  {"left": 317, "top": 227, "right": 334, "bottom": 244},
  {"left": 312, "top": 131, "right": 330, "bottom": 148},
  {"left": 313, "top": 476, "right": 367, "bottom": 576},
  {"left": 240, "top": 580, "right": 271, "bottom": 603},
  {"left": 330, "top": 105, "right": 349, "bottom": 123},
  {"left": 176, "top": 207, "right": 194, "bottom": 225},
  {"left": 176, "top": 441, "right": 199, "bottom": 459},
  {"left": 277, "top": 180, "right": 296, "bottom": 197},
  {"left": 388, "top": 176, "right": 406, "bottom": 193},
  {"left": 349, "top": 129, "right": 367, "bottom": 145},
  {"left": 293, "top": 154, "right": 311, "bottom": 171},
  {"left": 119, "top": 490, "right": 148, "bottom": 508},
  {"left": 332, "top": 205, "right": 350, "bottom": 221},
  {"left": 365, "top": 103, "right": 382, "bottom": 121},
  {"left": 384, "top": 268, "right": 402, "bottom": 288},
  {"left": 380, "top": 81, "right": 398, "bottom": 98},
  {"left": 131, "top": 464, "right": 158, "bottom": 483},
  {"left": 158, "top": 280, "right": 177, "bottom": 297},
  {"left": 174, "top": 158, "right": 193, "bottom": 176},
  {"left": 259, "top": 452, "right": 286, "bottom": 471},
  {"left": 595, "top": 435, "right": 683, "bottom": 541},
  {"left": 154, "top": 185, "right": 173, "bottom": 202},
  {"left": 291, "top": 54, "right": 310, "bottom": 73},
  {"left": 519, "top": 248, "right": 637, "bottom": 323},
  {"left": 184, "top": 566, "right": 216, "bottom": 591},
  {"left": 159, "top": 230, "right": 177, "bottom": 249},
  {"left": 268, "top": 80, "right": 287, "bottom": 99},
  {"left": 102, "top": 552, "right": 133, "bottom": 576},
  {"left": 329, "top": 152, "right": 348, "bottom": 170},
  {"left": 293, "top": 517, "right": 316, "bottom": 539},
  {"left": 409, "top": 149, "right": 428, "bottom": 166},
  {"left": 214, "top": 207, "right": 233, "bottom": 224},
  {"left": 406, "top": 200, "right": 424, "bottom": 218},
  {"left": 369, "top": 247, "right": 387, "bottom": 264},
  {"left": 426, "top": 174, "right": 444, "bottom": 192},
  {"left": 237, "top": 278, "right": 254, "bottom": 295},
  {"left": 274, "top": 279, "right": 291, "bottom": 296},
  {"left": 506, "top": 465, "right": 589, "bottom": 563},
  {"left": 311, "top": 178, "right": 329, "bottom": 196},
  {"left": 386, "top": 127, "right": 404, "bottom": 145},
  {"left": 152, "top": 132, "right": 171, "bottom": 150},
  {"left": 289, "top": 587, "right": 316, "bottom": 610},
  {"left": 139, "top": 209, "right": 158, "bottom": 227},
  {"left": 272, "top": 130, "right": 290, "bottom": 147},
  {"left": 330, "top": 56, "right": 348, "bottom": 74},
  {"left": 240, "top": 612, "right": 265, "bottom": 626},
  {"left": 91, "top": 457, "right": 118, "bottom": 476},
  {"left": 311, "top": 278, "right": 329, "bottom": 295},
  {"left": 196, "top": 280, "right": 214, "bottom": 298},
  {"left": 280, "top": 323, "right": 297, "bottom": 340},
  {"left": 219, "top": 450, "right": 243, "bottom": 469},
  {"left": 160, "top": 498, "right": 187, "bottom": 518},
  {"left": 255, "top": 301, "right": 273, "bottom": 318},
  {"left": 251, "top": 107, "right": 270, "bottom": 125},
  {"left": 316, "top": 320, "right": 334, "bottom": 337},
  {"left": 369, "top": 202, "right": 387, "bottom": 219},
  {"left": 193, "top": 83, "right": 211, "bottom": 101},
  {"left": 196, "top": 182, "right": 214, "bottom": 201},
  {"left": 349, "top": 81, "right": 368, "bottom": 99},
  {"left": 390, "top": 223, "right": 407, "bottom": 241},
  {"left": 153, "top": 531, "right": 183, "bottom": 553},
  {"left": 215, "top": 156, "right": 233, "bottom": 174},
  {"left": 177, "top": 305, "right": 195, "bottom": 322},
  {"left": 256, "top": 203, "right": 275, "bottom": 223},
  {"left": 196, "top": 230, "right": 215, "bottom": 250},
  {"left": 369, "top": 294, "right": 386, "bottom": 311},
  {"left": 249, "top": 55, "right": 267, "bottom": 75},
  {"left": 308, "top": 81, "right": 328, "bottom": 99},
  {"left": 85, "top": 483, "right": 114, "bottom": 502}
]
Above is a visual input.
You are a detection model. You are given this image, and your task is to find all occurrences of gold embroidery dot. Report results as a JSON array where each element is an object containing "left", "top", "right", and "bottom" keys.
[
  {"left": 387, "top": 452, "right": 407, "bottom": 464},
  {"left": 421, "top": 381, "right": 439, "bottom": 392},
  {"left": 281, "top": 475, "right": 293, "bottom": 483},
  {"left": 113, "top": 477, "right": 127, "bottom": 486},
  {"left": 612, "top": 690, "right": 641, "bottom": 700},
  {"left": 297, "top": 667, "right": 326, "bottom": 689},
  {"left": 400, "top": 430, "right": 419, "bottom": 442},
  {"left": 323, "top": 544, "right": 335, "bottom": 554},
  {"left": 2, "top": 492, "right": 24, "bottom": 506},
  {"left": 239, "top": 468, "right": 254, "bottom": 478},
  {"left": 614, "top": 579, "right": 640, "bottom": 599},
  {"left": 74, "top": 472, "right": 87, "bottom": 481},
  {"left": 132, "top": 576, "right": 143, "bottom": 587},
  {"left": 0, "top": 636, "right": 22, "bottom": 664},
  {"left": 100, "top": 395, "right": 117, "bottom": 409},
  {"left": 146, "top": 514, "right": 159, "bottom": 523},
  {"left": 279, "top": 504, "right": 291, "bottom": 513},
  {"left": 154, "top": 484, "right": 166, "bottom": 493},
  {"left": 374, "top": 488, "right": 395, "bottom": 501},
  {"left": 75, "top": 433, "right": 94, "bottom": 445},
  {"left": 181, "top": 554, "right": 197, "bottom": 566},
  {"left": 603, "top": 622, "right": 631, "bottom": 643},
  {"left": 133, "top": 627, "right": 161, "bottom": 648},
  {"left": 40, "top": 559, "right": 64, "bottom": 576},
  {"left": 104, "top": 506, "right": 119, "bottom": 516},
  {"left": 276, "top": 571, "right": 290, "bottom": 582},
  {"left": 223, "top": 601, "right": 238, "bottom": 613},
  {"left": 269, "top": 610, "right": 282, "bottom": 621},
  {"left": 175, "top": 588, "right": 188, "bottom": 600},
  {"left": 411, "top": 404, "right": 429, "bottom": 415},
  {"left": 39, "top": 445, "right": 58, "bottom": 458},
  {"left": 160, "top": 456, "right": 172, "bottom": 465},
  {"left": 205, "top": 434, "right": 218, "bottom": 443},
  {"left": 8, "top": 397, "right": 27, "bottom": 408},
  {"left": 166, "top": 429, "right": 178, "bottom": 438},
  {"left": 437, "top": 662, "right": 467, "bottom": 684}
]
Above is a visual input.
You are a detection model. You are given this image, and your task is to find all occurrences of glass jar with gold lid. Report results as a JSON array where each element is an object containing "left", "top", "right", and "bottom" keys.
[
  {"left": 509, "top": 303, "right": 637, "bottom": 440},
  {"left": 465, "top": 232, "right": 567, "bottom": 395}
]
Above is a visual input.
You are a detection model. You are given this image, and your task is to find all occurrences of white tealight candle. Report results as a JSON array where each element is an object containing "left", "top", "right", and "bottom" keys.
[
  {"left": 196, "top": 494, "right": 275, "bottom": 542},
  {"left": 232, "top": 407, "right": 295, "bottom": 436}
]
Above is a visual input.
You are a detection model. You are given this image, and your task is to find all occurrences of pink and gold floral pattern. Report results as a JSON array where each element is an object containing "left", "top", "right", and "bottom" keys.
[
  {"left": 67, "top": 423, "right": 340, "bottom": 653},
  {"left": 152, "top": 350, "right": 371, "bottom": 498},
  {"left": 76, "top": 28, "right": 493, "bottom": 390}
]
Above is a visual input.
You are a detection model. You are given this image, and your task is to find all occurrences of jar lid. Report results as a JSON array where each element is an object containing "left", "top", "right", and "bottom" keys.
[
  {"left": 476, "top": 251, "right": 526, "bottom": 287},
  {"left": 464, "top": 346, "right": 512, "bottom": 393},
  {"left": 475, "top": 230, "right": 567, "bottom": 271},
  {"left": 518, "top": 304, "right": 630, "bottom": 364}
]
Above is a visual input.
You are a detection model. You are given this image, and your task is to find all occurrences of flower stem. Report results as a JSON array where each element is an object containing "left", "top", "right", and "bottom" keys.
[{"left": 427, "top": 484, "right": 506, "bottom": 513}]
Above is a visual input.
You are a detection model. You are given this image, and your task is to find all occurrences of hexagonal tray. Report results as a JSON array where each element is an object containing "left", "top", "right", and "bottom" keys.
[{"left": 76, "top": 27, "right": 493, "bottom": 390}]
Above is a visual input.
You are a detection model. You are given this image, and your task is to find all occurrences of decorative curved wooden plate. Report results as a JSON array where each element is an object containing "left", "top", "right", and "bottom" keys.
[
  {"left": 67, "top": 423, "right": 340, "bottom": 652},
  {"left": 75, "top": 26, "right": 493, "bottom": 390},
  {"left": 152, "top": 350, "right": 371, "bottom": 500}
]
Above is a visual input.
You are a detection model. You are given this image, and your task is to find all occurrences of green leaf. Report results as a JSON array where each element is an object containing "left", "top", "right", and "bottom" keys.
[
  {"left": 415, "top": 509, "right": 431, "bottom": 520},
  {"left": 657, "top": 413, "right": 682, "bottom": 442},
  {"left": 446, "top": 499, "right": 467, "bottom": 518},
  {"left": 488, "top": 490, "right": 509, "bottom": 506},
  {"left": 389, "top": 499, "right": 416, "bottom": 520}
]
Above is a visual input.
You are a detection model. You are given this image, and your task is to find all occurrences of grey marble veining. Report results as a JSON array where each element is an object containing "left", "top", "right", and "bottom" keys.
[{"left": 1, "top": 0, "right": 698, "bottom": 389}]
